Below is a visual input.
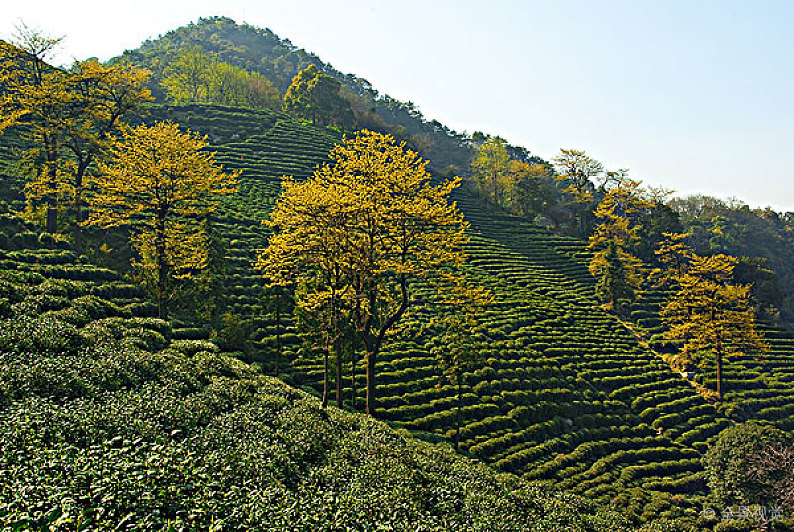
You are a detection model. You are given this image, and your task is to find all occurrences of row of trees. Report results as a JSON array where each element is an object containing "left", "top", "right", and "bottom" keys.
[
  {"left": 0, "top": 27, "right": 238, "bottom": 320},
  {"left": 558, "top": 149, "right": 770, "bottom": 402},
  {"left": 161, "top": 46, "right": 281, "bottom": 109}
]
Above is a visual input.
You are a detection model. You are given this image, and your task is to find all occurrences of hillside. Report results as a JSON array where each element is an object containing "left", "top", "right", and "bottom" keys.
[
  {"left": 119, "top": 16, "right": 503, "bottom": 174},
  {"left": 0, "top": 213, "right": 636, "bottom": 531},
  {"left": 1, "top": 17, "right": 794, "bottom": 531},
  {"left": 134, "top": 104, "right": 794, "bottom": 529}
]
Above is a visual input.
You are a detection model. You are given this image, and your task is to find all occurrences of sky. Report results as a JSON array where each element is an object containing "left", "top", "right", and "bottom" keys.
[{"left": 2, "top": 0, "right": 793, "bottom": 211}]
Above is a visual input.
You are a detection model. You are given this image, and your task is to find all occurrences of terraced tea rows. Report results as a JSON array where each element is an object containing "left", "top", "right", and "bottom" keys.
[
  {"left": 3, "top": 103, "right": 793, "bottom": 527},
  {"left": 1, "top": 211, "right": 640, "bottom": 531}
]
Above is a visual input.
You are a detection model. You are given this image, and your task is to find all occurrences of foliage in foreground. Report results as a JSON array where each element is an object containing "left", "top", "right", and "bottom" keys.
[{"left": 0, "top": 234, "right": 632, "bottom": 531}]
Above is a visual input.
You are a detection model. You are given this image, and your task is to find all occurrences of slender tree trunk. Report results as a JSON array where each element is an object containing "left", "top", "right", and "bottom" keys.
[
  {"left": 365, "top": 347, "right": 377, "bottom": 416},
  {"left": 716, "top": 347, "right": 723, "bottom": 402},
  {"left": 155, "top": 213, "right": 167, "bottom": 320},
  {"left": 73, "top": 163, "right": 90, "bottom": 252},
  {"left": 275, "top": 301, "right": 281, "bottom": 377},
  {"left": 335, "top": 339, "right": 343, "bottom": 407},
  {"left": 455, "top": 375, "right": 461, "bottom": 451},
  {"left": 322, "top": 346, "right": 329, "bottom": 409},
  {"left": 45, "top": 161, "right": 58, "bottom": 234},
  {"left": 350, "top": 347, "right": 357, "bottom": 409}
]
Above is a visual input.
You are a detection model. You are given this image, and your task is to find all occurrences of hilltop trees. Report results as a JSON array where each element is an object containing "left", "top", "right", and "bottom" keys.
[
  {"left": 258, "top": 130, "right": 469, "bottom": 416},
  {"left": 283, "top": 64, "right": 354, "bottom": 128},
  {"left": 161, "top": 46, "right": 281, "bottom": 109},
  {"left": 554, "top": 149, "right": 602, "bottom": 236},
  {"left": 658, "top": 235, "right": 768, "bottom": 400},
  {"left": 84, "top": 121, "right": 238, "bottom": 318},
  {"left": 469, "top": 137, "right": 555, "bottom": 220}
]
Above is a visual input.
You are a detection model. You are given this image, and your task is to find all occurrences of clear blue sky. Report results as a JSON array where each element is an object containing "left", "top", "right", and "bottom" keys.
[{"left": 2, "top": 0, "right": 793, "bottom": 211}]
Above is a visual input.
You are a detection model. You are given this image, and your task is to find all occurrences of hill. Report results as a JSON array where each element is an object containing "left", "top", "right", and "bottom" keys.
[
  {"left": 0, "top": 213, "right": 635, "bottom": 531},
  {"left": 118, "top": 16, "right": 523, "bottom": 175},
  {"left": 1, "top": 18, "right": 794, "bottom": 531},
  {"left": 144, "top": 103, "right": 794, "bottom": 529}
]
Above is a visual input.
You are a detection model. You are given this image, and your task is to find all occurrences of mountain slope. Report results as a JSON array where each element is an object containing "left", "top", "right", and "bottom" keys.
[{"left": 0, "top": 213, "right": 634, "bottom": 531}]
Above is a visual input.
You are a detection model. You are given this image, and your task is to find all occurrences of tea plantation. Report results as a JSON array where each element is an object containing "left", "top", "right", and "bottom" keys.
[
  {"left": 2, "top": 103, "right": 794, "bottom": 530},
  {"left": 0, "top": 213, "right": 643, "bottom": 531}
]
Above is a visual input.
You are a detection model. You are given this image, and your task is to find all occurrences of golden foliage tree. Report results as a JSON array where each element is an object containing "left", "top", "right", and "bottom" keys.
[
  {"left": 0, "top": 26, "right": 152, "bottom": 238},
  {"left": 588, "top": 178, "right": 652, "bottom": 311},
  {"left": 258, "top": 130, "right": 469, "bottom": 416},
  {"left": 62, "top": 59, "right": 152, "bottom": 247},
  {"left": 0, "top": 26, "right": 79, "bottom": 233},
  {"left": 659, "top": 242, "right": 768, "bottom": 400},
  {"left": 84, "top": 121, "right": 238, "bottom": 318}
]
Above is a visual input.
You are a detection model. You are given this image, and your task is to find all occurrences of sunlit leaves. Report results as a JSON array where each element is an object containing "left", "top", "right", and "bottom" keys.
[{"left": 85, "top": 121, "right": 238, "bottom": 316}]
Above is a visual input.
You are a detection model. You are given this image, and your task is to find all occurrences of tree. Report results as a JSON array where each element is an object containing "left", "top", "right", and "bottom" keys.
[
  {"left": 283, "top": 64, "right": 353, "bottom": 128},
  {"left": 593, "top": 240, "right": 636, "bottom": 312},
  {"left": 261, "top": 284, "right": 294, "bottom": 377},
  {"left": 660, "top": 250, "right": 768, "bottom": 400},
  {"left": 161, "top": 47, "right": 281, "bottom": 109},
  {"left": 553, "top": 149, "right": 602, "bottom": 236},
  {"left": 703, "top": 422, "right": 794, "bottom": 510},
  {"left": 509, "top": 160, "right": 556, "bottom": 220},
  {"left": 470, "top": 137, "right": 510, "bottom": 205},
  {"left": 0, "top": 25, "right": 77, "bottom": 233},
  {"left": 84, "top": 121, "right": 238, "bottom": 318},
  {"left": 61, "top": 59, "right": 152, "bottom": 249},
  {"left": 258, "top": 130, "right": 469, "bottom": 416},
  {"left": 588, "top": 178, "right": 651, "bottom": 311},
  {"left": 0, "top": 27, "right": 152, "bottom": 240},
  {"left": 161, "top": 46, "right": 211, "bottom": 104},
  {"left": 429, "top": 282, "right": 491, "bottom": 450}
]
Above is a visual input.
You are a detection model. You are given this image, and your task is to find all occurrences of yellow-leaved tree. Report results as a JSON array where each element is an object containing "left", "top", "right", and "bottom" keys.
[
  {"left": 0, "top": 26, "right": 152, "bottom": 239},
  {"left": 588, "top": 177, "right": 653, "bottom": 311},
  {"left": 258, "top": 130, "right": 470, "bottom": 416},
  {"left": 0, "top": 26, "right": 80, "bottom": 233},
  {"left": 62, "top": 59, "right": 152, "bottom": 248},
  {"left": 84, "top": 121, "right": 238, "bottom": 318},
  {"left": 658, "top": 236, "right": 768, "bottom": 400}
]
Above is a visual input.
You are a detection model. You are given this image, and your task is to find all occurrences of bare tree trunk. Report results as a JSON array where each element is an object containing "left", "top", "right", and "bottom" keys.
[
  {"left": 455, "top": 375, "right": 461, "bottom": 451},
  {"left": 716, "top": 348, "right": 723, "bottom": 402},
  {"left": 155, "top": 213, "right": 167, "bottom": 320},
  {"left": 335, "top": 339, "right": 342, "bottom": 407},
  {"left": 350, "top": 347, "right": 357, "bottom": 409},
  {"left": 322, "top": 346, "right": 329, "bottom": 409},
  {"left": 365, "top": 347, "right": 377, "bottom": 416},
  {"left": 275, "top": 301, "right": 281, "bottom": 377}
]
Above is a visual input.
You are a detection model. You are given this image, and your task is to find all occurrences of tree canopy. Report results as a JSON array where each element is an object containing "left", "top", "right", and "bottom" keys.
[
  {"left": 283, "top": 64, "right": 354, "bottom": 128},
  {"left": 258, "top": 130, "right": 470, "bottom": 416},
  {"left": 658, "top": 237, "right": 768, "bottom": 400},
  {"left": 85, "top": 121, "right": 238, "bottom": 318}
]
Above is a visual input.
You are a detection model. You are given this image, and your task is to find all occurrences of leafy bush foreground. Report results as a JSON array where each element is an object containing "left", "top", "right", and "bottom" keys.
[{"left": 0, "top": 267, "right": 632, "bottom": 531}]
